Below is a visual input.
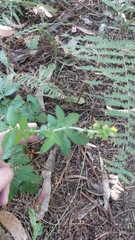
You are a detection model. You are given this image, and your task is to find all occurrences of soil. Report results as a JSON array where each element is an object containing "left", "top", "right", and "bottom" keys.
[{"left": 0, "top": 0, "right": 135, "bottom": 239}]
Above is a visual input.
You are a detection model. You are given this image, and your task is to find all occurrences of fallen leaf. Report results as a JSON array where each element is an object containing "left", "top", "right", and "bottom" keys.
[
  {"left": 78, "top": 203, "right": 96, "bottom": 220},
  {"left": 55, "top": 35, "right": 69, "bottom": 55},
  {"left": 100, "top": 155, "right": 110, "bottom": 211},
  {"left": 0, "top": 25, "right": 14, "bottom": 37},
  {"left": 35, "top": 89, "right": 45, "bottom": 110},
  {"left": 33, "top": 6, "right": 53, "bottom": 18},
  {"left": 2, "top": 14, "right": 26, "bottom": 29},
  {"left": 76, "top": 26, "right": 95, "bottom": 35},
  {"left": 35, "top": 147, "right": 57, "bottom": 221},
  {"left": 82, "top": 18, "right": 92, "bottom": 25},
  {"left": 0, "top": 211, "right": 28, "bottom": 240},
  {"left": 109, "top": 174, "right": 124, "bottom": 200}
]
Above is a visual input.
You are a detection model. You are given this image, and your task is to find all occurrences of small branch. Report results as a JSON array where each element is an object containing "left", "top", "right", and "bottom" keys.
[{"left": 114, "top": 17, "right": 135, "bottom": 41}]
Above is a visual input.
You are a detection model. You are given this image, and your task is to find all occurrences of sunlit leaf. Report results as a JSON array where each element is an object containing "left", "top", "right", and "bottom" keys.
[
  {"left": 64, "top": 113, "right": 79, "bottom": 126},
  {"left": 55, "top": 105, "right": 65, "bottom": 122},
  {"left": 0, "top": 121, "right": 8, "bottom": 132},
  {"left": 40, "top": 138, "right": 55, "bottom": 153},
  {"left": 2, "top": 130, "right": 16, "bottom": 151},
  {"left": 64, "top": 129, "right": 88, "bottom": 145}
]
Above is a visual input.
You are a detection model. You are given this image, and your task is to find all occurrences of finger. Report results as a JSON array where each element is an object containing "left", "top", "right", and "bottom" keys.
[
  {"left": 0, "top": 160, "right": 10, "bottom": 168},
  {"left": 0, "top": 167, "right": 14, "bottom": 192},
  {"left": 0, "top": 167, "right": 13, "bottom": 206},
  {"left": 0, "top": 183, "right": 10, "bottom": 206},
  {"left": 28, "top": 123, "right": 37, "bottom": 128}
]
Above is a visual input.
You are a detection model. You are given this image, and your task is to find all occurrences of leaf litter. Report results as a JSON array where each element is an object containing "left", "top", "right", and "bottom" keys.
[
  {"left": 34, "top": 147, "right": 57, "bottom": 221},
  {"left": 0, "top": 211, "right": 28, "bottom": 240}
]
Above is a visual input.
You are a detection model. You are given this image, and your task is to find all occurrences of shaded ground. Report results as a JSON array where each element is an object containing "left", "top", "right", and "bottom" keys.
[{"left": 0, "top": 0, "right": 135, "bottom": 239}]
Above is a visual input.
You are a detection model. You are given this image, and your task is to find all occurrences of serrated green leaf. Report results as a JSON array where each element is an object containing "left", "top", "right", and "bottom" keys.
[
  {"left": 8, "top": 177, "right": 21, "bottom": 201},
  {"left": 53, "top": 131, "right": 63, "bottom": 146},
  {"left": 6, "top": 106, "right": 20, "bottom": 127},
  {"left": 0, "top": 50, "right": 8, "bottom": 66},
  {"left": 9, "top": 154, "right": 30, "bottom": 166},
  {"left": 27, "top": 95, "right": 41, "bottom": 113},
  {"left": 2, "top": 130, "right": 16, "bottom": 151},
  {"left": 19, "top": 115, "right": 28, "bottom": 130},
  {"left": 47, "top": 114, "right": 57, "bottom": 127},
  {"left": 20, "top": 182, "right": 39, "bottom": 194},
  {"left": 13, "top": 130, "right": 22, "bottom": 146},
  {"left": 21, "top": 106, "right": 35, "bottom": 120},
  {"left": 60, "top": 134, "right": 71, "bottom": 157},
  {"left": 16, "top": 165, "right": 41, "bottom": 183},
  {"left": 40, "top": 138, "right": 55, "bottom": 153},
  {"left": 105, "top": 159, "right": 123, "bottom": 168},
  {"left": 39, "top": 64, "right": 55, "bottom": 81},
  {"left": 64, "top": 113, "right": 79, "bottom": 126},
  {"left": 64, "top": 129, "right": 88, "bottom": 145},
  {"left": 118, "top": 173, "right": 130, "bottom": 184},
  {"left": 4, "top": 83, "right": 20, "bottom": 96},
  {"left": 24, "top": 131, "right": 30, "bottom": 140},
  {"left": 37, "top": 112, "right": 47, "bottom": 123},
  {"left": 0, "top": 121, "right": 8, "bottom": 132},
  {"left": 6, "top": 72, "right": 16, "bottom": 82},
  {"left": 120, "top": 167, "right": 135, "bottom": 179},
  {"left": 0, "top": 94, "right": 3, "bottom": 100},
  {"left": 41, "top": 128, "right": 53, "bottom": 138},
  {"left": 26, "top": 35, "right": 40, "bottom": 50},
  {"left": 2, "top": 148, "right": 13, "bottom": 160},
  {"left": 40, "top": 125, "right": 52, "bottom": 138},
  {"left": 0, "top": 78, "right": 4, "bottom": 90},
  {"left": 55, "top": 105, "right": 65, "bottom": 122},
  {"left": 28, "top": 208, "right": 43, "bottom": 240},
  {"left": 11, "top": 95, "right": 25, "bottom": 109}
]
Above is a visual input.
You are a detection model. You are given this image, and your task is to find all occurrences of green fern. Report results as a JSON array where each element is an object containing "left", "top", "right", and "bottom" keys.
[
  {"left": 19, "top": 64, "right": 65, "bottom": 99},
  {"left": 102, "top": 0, "right": 132, "bottom": 12},
  {"left": 63, "top": 20, "right": 135, "bottom": 182}
]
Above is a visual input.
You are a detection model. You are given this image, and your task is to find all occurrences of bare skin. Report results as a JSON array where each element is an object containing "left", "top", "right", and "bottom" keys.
[{"left": 0, "top": 123, "right": 38, "bottom": 206}]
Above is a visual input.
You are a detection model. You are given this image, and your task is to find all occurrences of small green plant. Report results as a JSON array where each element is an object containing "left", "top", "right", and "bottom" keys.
[
  {"left": 0, "top": 77, "right": 117, "bottom": 199},
  {"left": 28, "top": 208, "right": 43, "bottom": 240}
]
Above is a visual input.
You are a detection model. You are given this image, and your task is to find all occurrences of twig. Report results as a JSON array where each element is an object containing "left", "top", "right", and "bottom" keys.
[
  {"left": 80, "top": 191, "right": 106, "bottom": 214},
  {"left": 80, "top": 146, "right": 102, "bottom": 186},
  {"left": 51, "top": 146, "right": 77, "bottom": 198}
]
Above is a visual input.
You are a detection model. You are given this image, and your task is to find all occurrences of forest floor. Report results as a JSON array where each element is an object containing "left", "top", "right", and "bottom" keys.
[{"left": 0, "top": 0, "right": 135, "bottom": 239}]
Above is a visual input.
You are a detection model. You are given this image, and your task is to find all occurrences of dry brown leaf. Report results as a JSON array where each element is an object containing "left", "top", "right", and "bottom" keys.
[
  {"left": 0, "top": 25, "right": 14, "bottom": 37},
  {"left": 76, "top": 26, "right": 95, "bottom": 35},
  {"left": 55, "top": 35, "right": 69, "bottom": 55},
  {"left": 35, "top": 147, "right": 57, "bottom": 221},
  {"left": 109, "top": 174, "right": 124, "bottom": 200},
  {"left": 33, "top": 6, "right": 53, "bottom": 18},
  {"left": 0, "top": 211, "right": 28, "bottom": 240},
  {"left": 2, "top": 15, "right": 26, "bottom": 29},
  {"left": 100, "top": 155, "right": 110, "bottom": 211},
  {"left": 35, "top": 89, "right": 45, "bottom": 110}
]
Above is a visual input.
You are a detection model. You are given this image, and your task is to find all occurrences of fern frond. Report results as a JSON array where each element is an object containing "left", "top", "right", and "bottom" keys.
[{"left": 64, "top": 23, "right": 135, "bottom": 180}]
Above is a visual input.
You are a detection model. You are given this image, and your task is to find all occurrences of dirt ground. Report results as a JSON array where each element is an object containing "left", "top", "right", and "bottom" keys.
[{"left": 0, "top": 0, "right": 135, "bottom": 239}]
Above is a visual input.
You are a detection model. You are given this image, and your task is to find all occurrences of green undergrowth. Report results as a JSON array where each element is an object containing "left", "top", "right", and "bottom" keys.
[
  {"left": 63, "top": 0, "right": 135, "bottom": 183},
  {"left": 0, "top": 0, "right": 135, "bottom": 201},
  {"left": 0, "top": 77, "right": 117, "bottom": 200}
]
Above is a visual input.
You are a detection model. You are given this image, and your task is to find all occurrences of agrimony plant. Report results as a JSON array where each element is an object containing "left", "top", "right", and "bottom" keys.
[{"left": 0, "top": 77, "right": 116, "bottom": 199}]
